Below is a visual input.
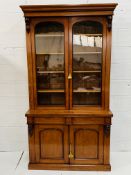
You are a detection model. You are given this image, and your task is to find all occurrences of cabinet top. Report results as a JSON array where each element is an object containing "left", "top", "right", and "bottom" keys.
[{"left": 20, "top": 3, "right": 118, "bottom": 17}]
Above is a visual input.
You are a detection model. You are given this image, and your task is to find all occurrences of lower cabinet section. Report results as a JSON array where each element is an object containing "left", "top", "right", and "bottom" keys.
[{"left": 28, "top": 117, "right": 111, "bottom": 171}]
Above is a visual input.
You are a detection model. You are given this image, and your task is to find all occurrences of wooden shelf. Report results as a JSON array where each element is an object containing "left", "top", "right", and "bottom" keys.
[
  {"left": 37, "top": 70, "right": 101, "bottom": 74},
  {"left": 36, "top": 53, "right": 64, "bottom": 55},
  {"left": 37, "top": 71, "right": 64, "bottom": 74},
  {"left": 73, "top": 70, "right": 101, "bottom": 73},
  {"left": 36, "top": 52, "right": 101, "bottom": 55},
  {"left": 35, "top": 34, "right": 102, "bottom": 37},
  {"left": 73, "top": 89, "right": 101, "bottom": 93},
  {"left": 37, "top": 89, "right": 64, "bottom": 93},
  {"left": 74, "top": 33, "right": 102, "bottom": 36},
  {"left": 38, "top": 89, "right": 100, "bottom": 93},
  {"left": 35, "top": 34, "right": 64, "bottom": 37},
  {"left": 73, "top": 52, "right": 102, "bottom": 54}
]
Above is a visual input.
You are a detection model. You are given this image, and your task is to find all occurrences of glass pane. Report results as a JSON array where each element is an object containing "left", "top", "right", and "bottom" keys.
[
  {"left": 35, "top": 22, "right": 65, "bottom": 106},
  {"left": 72, "top": 21, "right": 102, "bottom": 106}
]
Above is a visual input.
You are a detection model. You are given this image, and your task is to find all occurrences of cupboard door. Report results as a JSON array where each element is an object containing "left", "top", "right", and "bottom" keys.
[
  {"left": 70, "top": 125, "right": 104, "bottom": 164},
  {"left": 35, "top": 125, "right": 69, "bottom": 163},
  {"left": 69, "top": 17, "right": 106, "bottom": 108},
  {"left": 32, "top": 18, "right": 69, "bottom": 108}
]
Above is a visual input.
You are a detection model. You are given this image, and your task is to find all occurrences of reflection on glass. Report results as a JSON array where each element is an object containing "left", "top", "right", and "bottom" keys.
[
  {"left": 73, "top": 73, "right": 101, "bottom": 91},
  {"left": 35, "top": 22, "right": 65, "bottom": 106},
  {"left": 37, "top": 93, "right": 65, "bottom": 105},
  {"left": 72, "top": 21, "right": 102, "bottom": 106}
]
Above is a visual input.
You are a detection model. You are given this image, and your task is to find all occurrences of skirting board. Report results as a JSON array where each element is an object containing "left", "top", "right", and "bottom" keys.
[{"left": 28, "top": 163, "right": 111, "bottom": 171}]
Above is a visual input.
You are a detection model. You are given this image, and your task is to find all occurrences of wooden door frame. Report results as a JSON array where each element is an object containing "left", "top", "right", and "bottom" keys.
[
  {"left": 30, "top": 17, "right": 69, "bottom": 110},
  {"left": 68, "top": 16, "right": 107, "bottom": 110}
]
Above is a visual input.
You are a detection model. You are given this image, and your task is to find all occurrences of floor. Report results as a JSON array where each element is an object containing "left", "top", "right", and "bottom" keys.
[{"left": 0, "top": 152, "right": 131, "bottom": 175}]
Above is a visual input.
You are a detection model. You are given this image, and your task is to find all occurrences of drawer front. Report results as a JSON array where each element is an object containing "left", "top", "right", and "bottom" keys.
[
  {"left": 33, "top": 116, "right": 110, "bottom": 125},
  {"left": 34, "top": 117, "right": 65, "bottom": 124},
  {"left": 72, "top": 117, "right": 105, "bottom": 124}
]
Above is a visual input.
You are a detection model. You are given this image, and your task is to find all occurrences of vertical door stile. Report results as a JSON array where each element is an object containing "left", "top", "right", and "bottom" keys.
[
  {"left": 69, "top": 18, "right": 73, "bottom": 109},
  {"left": 65, "top": 18, "right": 69, "bottom": 109},
  {"left": 104, "top": 17, "right": 112, "bottom": 110},
  {"left": 101, "top": 18, "right": 107, "bottom": 109},
  {"left": 68, "top": 124, "right": 71, "bottom": 164},
  {"left": 30, "top": 21, "right": 37, "bottom": 108},
  {"left": 69, "top": 125, "right": 74, "bottom": 164}
]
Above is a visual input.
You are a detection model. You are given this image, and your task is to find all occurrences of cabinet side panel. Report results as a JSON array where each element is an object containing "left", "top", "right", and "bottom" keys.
[
  {"left": 26, "top": 20, "right": 35, "bottom": 109},
  {"left": 105, "top": 18, "right": 112, "bottom": 110},
  {"left": 104, "top": 125, "right": 111, "bottom": 164},
  {"left": 101, "top": 17, "right": 107, "bottom": 109},
  {"left": 27, "top": 117, "right": 36, "bottom": 162}
]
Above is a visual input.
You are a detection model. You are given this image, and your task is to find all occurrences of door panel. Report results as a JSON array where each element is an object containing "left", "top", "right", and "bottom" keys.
[
  {"left": 75, "top": 129, "right": 98, "bottom": 159},
  {"left": 69, "top": 17, "right": 106, "bottom": 109},
  {"left": 31, "top": 18, "right": 69, "bottom": 109},
  {"left": 70, "top": 125, "right": 104, "bottom": 164},
  {"left": 40, "top": 129, "right": 63, "bottom": 159},
  {"left": 35, "top": 125, "right": 69, "bottom": 163},
  {"left": 35, "top": 22, "right": 65, "bottom": 107}
]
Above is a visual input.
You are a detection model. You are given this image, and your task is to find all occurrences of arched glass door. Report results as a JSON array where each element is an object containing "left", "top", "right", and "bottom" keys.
[
  {"left": 35, "top": 21, "right": 66, "bottom": 107},
  {"left": 71, "top": 20, "right": 103, "bottom": 107}
]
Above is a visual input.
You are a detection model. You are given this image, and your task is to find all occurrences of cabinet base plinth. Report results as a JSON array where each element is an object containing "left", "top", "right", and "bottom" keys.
[{"left": 28, "top": 163, "right": 111, "bottom": 171}]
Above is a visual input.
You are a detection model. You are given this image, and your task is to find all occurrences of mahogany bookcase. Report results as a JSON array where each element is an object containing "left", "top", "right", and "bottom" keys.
[{"left": 20, "top": 3, "right": 117, "bottom": 171}]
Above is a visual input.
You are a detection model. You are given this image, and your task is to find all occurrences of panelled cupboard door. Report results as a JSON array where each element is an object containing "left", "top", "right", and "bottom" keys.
[
  {"left": 35, "top": 125, "right": 69, "bottom": 163},
  {"left": 69, "top": 125, "right": 104, "bottom": 164}
]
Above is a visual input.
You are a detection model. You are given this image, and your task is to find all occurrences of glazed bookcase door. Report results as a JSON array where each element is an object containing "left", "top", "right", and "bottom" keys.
[
  {"left": 69, "top": 125, "right": 104, "bottom": 164},
  {"left": 35, "top": 125, "right": 69, "bottom": 163},
  {"left": 69, "top": 17, "right": 106, "bottom": 109},
  {"left": 33, "top": 18, "right": 69, "bottom": 108}
]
